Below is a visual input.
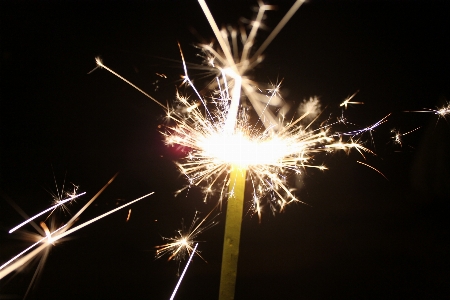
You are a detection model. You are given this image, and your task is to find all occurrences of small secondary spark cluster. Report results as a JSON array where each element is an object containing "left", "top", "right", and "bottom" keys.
[
  {"left": 1, "top": 174, "right": 153, "bottom": 288},
  {"left": 155, "top": 211, "right": 219, "bottom": 267}
]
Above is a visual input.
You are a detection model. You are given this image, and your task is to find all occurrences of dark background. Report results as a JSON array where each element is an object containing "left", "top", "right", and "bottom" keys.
[{"left": 1, "top": 0, "right": 449, "bottom": 299}]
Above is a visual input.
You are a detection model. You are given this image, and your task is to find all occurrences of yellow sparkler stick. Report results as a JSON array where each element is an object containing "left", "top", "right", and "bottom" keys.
[{"left": 219, "top": 164, "right": 246, "bottom": 300}]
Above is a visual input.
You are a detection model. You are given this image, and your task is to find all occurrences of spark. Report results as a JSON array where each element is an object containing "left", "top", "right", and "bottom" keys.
[
  {"left": 0, "top": 223, "right": 67, "bottom": 277},
  {"left": 340, "top": 91, "right": 363, "bottom": 109},
  {"left": 45, "top": 169, "right": 80, "bottom": 217},
  {"left": 436, "top": 103, "right": 450, "bottom": 118},
  {"left": 339, "top": 113, "right": 391, "bottom": 151},
  {"left": 298, "top": 97, "right": 321, "bottom": 123},
  {"left": 126, "top": 209, "right": 132, "bottom": 222},
  {"left": 357, "top": 161, "right": 388, "bottom": 180},
  {"left": 391, "top": 127, "right": 421, "bottom": 147},
  {"left": 90, "top": 57, "right": 165, "bottom": 109},
  {"left": 8, "top": 192, "right": 86, "bottom": 234},
  {"left": 155, "top": 211, "right": 218, "bottom": 265},
  {"left": 40, "top": 222, "right": 55, "bottom": 245},
  {"left": 405, "top": 102, "right": 450, "bottom": 121}
]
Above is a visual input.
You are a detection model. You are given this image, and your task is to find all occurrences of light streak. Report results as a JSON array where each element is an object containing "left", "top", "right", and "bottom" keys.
[
  {"left": 55, "top": 193, "right": 154, "bottom": 240},
  {"left": 357, "top": 161, "right": 388, "bottom": 180},
  {"left": 341, "top": 113, "right": 391, "bottom": 137},
  {"left": 91, "top": 57, "right": 165, "bottom": 109},
  {"left": 169, "top": 243, "right": 198, "bottom": 300},
  {"left": 8, "top": 192, "right": 86, "bottom": 234},
  {"left": 46, "top": 170, "right": 80, "bottom": 217}
]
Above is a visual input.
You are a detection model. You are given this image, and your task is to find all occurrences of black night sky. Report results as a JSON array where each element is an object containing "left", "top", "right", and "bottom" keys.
[{"left": 1, "top": 1, "right": 449, "bottom": 299}]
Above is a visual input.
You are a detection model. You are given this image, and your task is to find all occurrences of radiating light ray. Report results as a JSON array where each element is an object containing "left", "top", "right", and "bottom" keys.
[
  {"left": 23, "top": 240, "right": 50, "bottom": 300},
  {"left": 197, "top": 0, "right": 305, "bottom": 133},
  {"left": 56, "top": 192, "right": 154, "bottom": 240},
  {"left": 22, "top": 220, "right": 60, "bottom": 299},
  {"left": 8, "top": 192, "right": 86, "bottom": 234},
  {"left": 0, "top": 224, "right": 67, "bottom": 273},
  {"left": 45, "top": 181, "right": 81, "bottom": 219},
  {"left": 63, "top": 172, "right": 118, "bottom": 232},
  {"left": 90, "top": 57, "right": 165, "bottom": 109},
  {"left": 169, "top": 243, "right": 198, "bottom": 300}
]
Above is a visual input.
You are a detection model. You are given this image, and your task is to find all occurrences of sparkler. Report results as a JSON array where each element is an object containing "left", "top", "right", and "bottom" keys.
[{"left": 92, "top": 0, "right": 391, "bottom": 298}]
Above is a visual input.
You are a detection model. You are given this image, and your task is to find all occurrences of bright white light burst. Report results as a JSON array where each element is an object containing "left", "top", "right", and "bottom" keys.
[
  {"left": 161, "top": 0, "right": 377, "bottom": 217},
  {"left": 95, "top": 0, "right": 383, "bottom": 219}
]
